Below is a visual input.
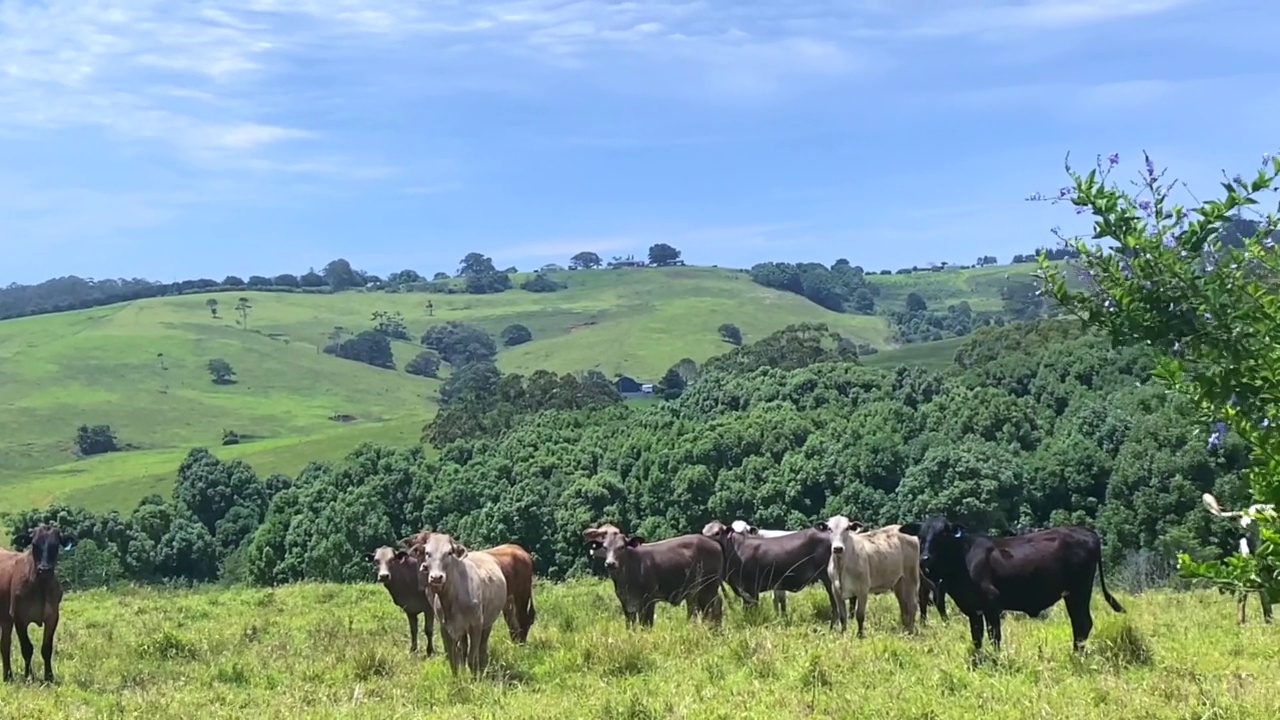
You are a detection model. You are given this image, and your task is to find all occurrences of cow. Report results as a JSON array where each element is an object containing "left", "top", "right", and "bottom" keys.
[
  {"left": 407, "top": 532, "right": 507, "bottom": 677},
  {"left": 817, "top": 515, "right": 922, "bottom": 637},
  {"left": 0, "top": 523, "right": 75, "bottom": 683},
  {"left": 1202, "top": 492, "right": 1276, "bottom": 624},
  {"left": 701, "top": 520, "right": 836, "bottom": 620},
  {"left": 582, "top": 523, "right": 724, "bottom": 628},
  {"left": 899, "top": 516, "right": 1124, "bottom": 653},
  {"left": 363, "top": 545, "right": 436, "bottom": 655},
  {"left": 401, "top": 531, "right": 538, "bottom": 643}
]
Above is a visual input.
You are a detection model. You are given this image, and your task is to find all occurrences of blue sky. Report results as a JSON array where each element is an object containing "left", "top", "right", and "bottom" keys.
[{"left": 2, "top": 0, "right": 1278, "bottom": 284}]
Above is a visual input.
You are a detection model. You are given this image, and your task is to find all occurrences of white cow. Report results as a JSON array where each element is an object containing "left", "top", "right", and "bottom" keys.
[
  {"left": 1202, "top": 493, "right": 1276, "bottom": 624},
  {"left": 727, "top": 520, "right": 797, "bottom": 614},
  {"left": 412, "top": 532, "right": 509, "bottom": 677},
  {"left": 818, "top": 515, "right": 921, "bottom": 637}
]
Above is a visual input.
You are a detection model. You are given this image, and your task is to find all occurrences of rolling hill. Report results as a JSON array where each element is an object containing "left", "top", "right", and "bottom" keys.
[{"left": 0, "top": 262, "right": 1055, "bottom": 514}]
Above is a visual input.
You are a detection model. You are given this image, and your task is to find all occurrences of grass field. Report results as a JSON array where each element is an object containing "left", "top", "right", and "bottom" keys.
[
  {"left": 5, "top": 580, "right": 1275, "bottom": 719},
  {"left": 0, "top": 263, "right": 1050, "bottom": 514},
  {"left": 868, "top": 263, "right": 1045, "bottom": 313}
]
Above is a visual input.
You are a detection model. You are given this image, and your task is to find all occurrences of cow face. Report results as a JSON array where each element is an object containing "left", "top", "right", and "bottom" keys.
[
  {"left": 899, "top": 516, "right": 964, "bottom": 571},
  {"left": 364, "top": 546, "right": 407, "bottom": 584},
  {"left": 415, "top": 532, "right": 468, "bottom": 589},
  {"left": 581, "top": 525, "right": 644, "bottom": 571},
  {"left": 701, "top": 520, "right": 731, "bottom": 539},
  {"left": 814, "top": 515, "right": 864, "bottom": 556},
  {"left": 15, "top": 524, "right": 76, "bottom": 575},
  {"left": 729, "top": 520, "right": 761, "bottom": 536}
]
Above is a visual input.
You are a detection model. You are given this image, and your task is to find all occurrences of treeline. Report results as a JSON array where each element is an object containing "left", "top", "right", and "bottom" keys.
[{"left": 10, "top": 319, "right": 1254, "bottom": 591}]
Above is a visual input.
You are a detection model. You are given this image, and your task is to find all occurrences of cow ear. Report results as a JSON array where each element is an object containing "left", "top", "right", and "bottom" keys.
[
  {"left": 362, "top": 551, "right": 375, "bottom": 563},
  {"left": 899, "top": 522, "right": 920, "bottom": 537},
  {"left": 747, "top": 526, "right": 760, "bottom": 535},
  {"left": 625, "top": 535, "right": 645, "bottom": 547},
  {"left": 393, "top": 549, "right": 407, "bottom": 561},
  {"left": 850, "top": 521, "right": 865, "bottom": 533},
  {"left": 451, "top": 542, "right": 469, "bottom": 558},
  {"left": 813, "top": 521, "right": 829, "bottom": 532},
  {"left": 13, "top": 533, "right": 32, "bottom": 550},
  {"left": 952, "top": 524, "right": 966, "bottom": 538},
  {"left": 582, "top": 527, "right": 605, "bottom": 542}
]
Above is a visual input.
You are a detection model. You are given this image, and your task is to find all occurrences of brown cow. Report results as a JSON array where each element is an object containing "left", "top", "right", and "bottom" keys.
[
  {"left": 582, "top": 523, "right": 724, "bottom": 628},
  {"left": 408, "top": 532, "right": 508, "bottom": 677},
  {"left": 363, "top": 545, "right": 436, "bottom": 655},
  {"left": 0, "top": 523, "right": 76, "bottom": 683},
  {"left": 402, "top": 532, "right": 537, "bottom": 643}
]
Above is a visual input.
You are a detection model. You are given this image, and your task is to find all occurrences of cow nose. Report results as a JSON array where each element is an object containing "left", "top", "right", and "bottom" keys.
[
  {"left": 427, "top": 572, "right": 445, "bottom": 585},
  {"left": 36, "top": 564, "right": 53, "bottom": 574},
  {"left": 377, "top": 572, "right": 390, "bottom": 582},
  {"left": 604, "top": 560, "right": 618, "bottom": 569},
  {"left": 832, "top": 545, "right": 844, "bottom": 555}
]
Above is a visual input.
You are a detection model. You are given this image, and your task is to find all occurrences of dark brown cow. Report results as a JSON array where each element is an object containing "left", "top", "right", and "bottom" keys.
[
  {"left": 0, "top": 523, "right": 75, "bottom": 683},
  {"left": 700, "top": 520, "right": 837, "bottom": 621},
  {"left": 582, "top": 523, "right": 724, "bottom": 628},
  {"left": 363, "top": 545, "right": 436, "bottom": 655},
  {"left": 900, "top": 516, "right": 1124, "bottom": 654},
  {"left": 918, "top": 574, "right": 946, "bottom": 624},
  {"left": 402, "top": 532, "right": 537, "bottom": 643}
]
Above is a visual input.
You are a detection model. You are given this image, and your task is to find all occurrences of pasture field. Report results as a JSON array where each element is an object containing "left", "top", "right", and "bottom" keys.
[
  {"left": 4, "top": 580, "right": 1276, "bottom": 719},
  {"left": 869, "top": 263, "right": 1043, "bottom": 313}
]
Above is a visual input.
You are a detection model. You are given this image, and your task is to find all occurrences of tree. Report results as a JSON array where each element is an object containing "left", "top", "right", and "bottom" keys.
[
  {"left": 905, "top": 292, "right": 928, "bottom": 313},
  {"left": 371, "top": 310, "right": 410, "bottom": 341},
  {"left": 405, "top": 351, "right": 442, "bottom": 378},
  {"left": 326, "top": 330, "right": 396, "bottom": 369},
  {"left": 1037, "top": 150, "right": 1280, "bottom": 602},
  {"left": 457, "top": 252, "right": 512, "bottom": 294},
  {"left": 272, "top": 273, "right": 300, "bottom": 288},
  {"left": 222, "top": 275, "right": 245, "bottom": 287},
  {"left": 718, "top": 323, "right": 743, "bottom": 345},
  {"left": 438, "top": 360, "right": 502, "bottom": 407},
  {"left": 501, "top": 324, "right": 533, "bottom": 347},
  {"left": 75, "top": 424, "right": 118, "bottom": 456},
  {"left": 299, "top": 270, "right": 326, "bottom": 288},
  {"left": 421, "top": 321, "right": 497, "bottom": 367},
  {"left": 322, "top": 258, "right": 363, "bottom": 291},
  {"left": 520, "top": 274, "right": 565, "bottom": 293},
  {"left": 647, "top": 243, "right": 682, "bottom": 267},
  {"left": 234, "top": 297, "right": 252, "bottom": 329},
  {"left": 657, "top": 366, "right": 685, "bottom": 400},
  {"left": 206, "top": 358, "right": 236, "bottom": 385},
  {"left": 570, "top": 251, "right": 603, "bottom": 270},
  {"left": 206, "top": 298, "right": 218, "bottom": 318}
]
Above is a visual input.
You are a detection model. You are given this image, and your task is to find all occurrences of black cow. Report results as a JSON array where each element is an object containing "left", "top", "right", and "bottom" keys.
[
  {"left": 899, "top": 516, "right": 1124, "bottom": 653},
  {"left": 700, "top": 520, "right": 837, "bottom": 621}
]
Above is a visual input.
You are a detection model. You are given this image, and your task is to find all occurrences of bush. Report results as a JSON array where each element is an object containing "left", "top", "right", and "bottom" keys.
[
  {"left": 406, "top": 351, "right": 442, "bottom": 378},
  {"left": 501, "top": 324, "right": 533, "bottom": 347}
]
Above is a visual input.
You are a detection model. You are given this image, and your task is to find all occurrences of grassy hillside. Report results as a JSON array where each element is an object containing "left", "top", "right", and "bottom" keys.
[
  {"left": 0, "top": 266, "right": 899, "bottom": 513},
  {"left": 868, "top": 263, "right": 1044, "bottom": 313},
  {"left": 7, "top": 580, "right": 1274, "bottom": 718}
]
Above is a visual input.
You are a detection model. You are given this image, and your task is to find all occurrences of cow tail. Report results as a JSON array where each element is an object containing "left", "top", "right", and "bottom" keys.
[{"left": 1096, "top": 550, "right": 1125, "bottom": 613}]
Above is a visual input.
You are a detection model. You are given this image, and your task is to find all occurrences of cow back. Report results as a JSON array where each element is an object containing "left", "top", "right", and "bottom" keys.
[
  {"left": 725, "top": 527, "right": 831, "bottom": 594},
  {"left": 849, "top": 526, "right": 917, "bottom": 589},
  {"left": 633, "top": 533, "right": 723, "bottom": 600},
  {"left": 464, "top": 551, "right": 510, "bottom": 627}
]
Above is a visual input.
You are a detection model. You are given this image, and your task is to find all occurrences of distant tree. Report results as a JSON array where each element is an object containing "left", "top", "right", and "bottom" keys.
[
  {"left": 905, "top": 292, "right": 928, "bottom": 313},
  {"left": 222, "top": 275, "right": 245, "bottom": 287},
  {"left": 325, "top": 330, "right": 396, "bottom": 369},
  {"left": 672, "top": 357, "right": 700, "bottom": 386},
  {"left": 976, "top": 255, "right": 999, "bottom": 267},
  {"left": 221, "top": 429, "right": 241, "bottom": 446},
  {"left": 456, "top": 252, "right": 512, "bottom": 295},
  {"left": 405, "top": 351, "right": 442, "bottom": 378},
  {"left": 647, "top": 243, "right": 682, "bottom": 267},
  {"left": 570, "top": 251, "right": 603, "bottom": 270},
  {"left": 849, "top": 288, "right": 876, "bottom": 314},
  {"left": 75, "top": 424, "right": 118, "bottom": 456},
  {"left": 206, "top": 358, "right": 236, "bottom": 384},
  {"left": 370, "top": 310, "right": 410, "bottom": 341},
  {"left": 501, "top": 323, "right": 533, "bottom": 347},
  {"left": 234, "top": 297, "right": 253, "bottom": 329},
  {"left": 322, "top": 259, "right": 363, "bottom": 291},
  {"left": 520, "top": 274, "right": 565, "bottom": 293},
  {"left": 386, "top": 269, "right": 423, "bottom": 286},
  {"left": 299, "top": 270, "right": 326, "bottom": 288},
  {"left": 502, "top": 266, "right": 518, "bottom": 274},
  {"left": 717, "top": 323, "right": 743, "bottom": 346},
  {"left": 272, "top": 273, "right": 300, "bottom": 288},
  {"left": 247, "top": 275, "right": 272, "bottom": 288},
  {"left": 658, "top": 366, "right": 685, "bottom": 400},
  {"left": 425, "top": 300, "right": 434, "bottom": 317},
  {"left": 541, "top": 263, "right": 566, "bottom": 272},
  {"left": 438, "top": 360, "right": 502, "bottom": 406},
  {"left": 206, "top": 298, "right": 219, "bottom": 318},
  {"left": 432, "top": 272, "right": 450, "bottom": 281},
  {"left": 421, "top": 321, "right": 498, "bottom": 367}
]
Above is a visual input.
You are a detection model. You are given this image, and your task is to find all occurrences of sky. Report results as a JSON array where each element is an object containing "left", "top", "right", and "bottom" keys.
[{"left": 1, "top": 0, "right": 1279, "bottom": 285}]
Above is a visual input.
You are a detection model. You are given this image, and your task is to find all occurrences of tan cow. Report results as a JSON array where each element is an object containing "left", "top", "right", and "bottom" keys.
[
  {"left": 409, "top": 532, "right": 507, "bottom": 677},
  {"left": 402, "top": 531, "right": 537, "bottom": 643},
  {"left": 817, "top": 515, "right": 921, "bottom": 637},
  {"left": 0, "top": 523, "right": 76, "bottom": 683}
]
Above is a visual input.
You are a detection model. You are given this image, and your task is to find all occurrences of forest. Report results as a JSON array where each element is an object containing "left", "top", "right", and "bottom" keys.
[{"left": 11, "top": 318, "right": 1252, "bottom": 592}]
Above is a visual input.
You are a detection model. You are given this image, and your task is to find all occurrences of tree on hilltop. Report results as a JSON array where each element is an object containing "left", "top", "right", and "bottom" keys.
[
  {"left": 207, "top": 358, "right": 236, "bottom": 385},
  {"left": 647, "top": 243, "right": 682, "bottom": 267},
  {"left": 570, "top": 251, "right": 603, "bottom": 270}
]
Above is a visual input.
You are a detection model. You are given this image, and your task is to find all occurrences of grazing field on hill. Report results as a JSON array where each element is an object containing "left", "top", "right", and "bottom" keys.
[
  {"left": 0, "top": 266, "right": 895, "bottom": 513},
  {"left": 862, "top": 335, "right": 970, "bottom": 371},
  {"left": 9, "top": 581, "right": 1275, "bottom": 719},
  {"left": 868, "top": 263, "right": 1044, "bottom": 313}
]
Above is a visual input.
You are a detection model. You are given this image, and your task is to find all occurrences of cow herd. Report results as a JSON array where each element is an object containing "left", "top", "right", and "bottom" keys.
[{"left": 0, "top": 492, "right": 1268, "bottom": 685}]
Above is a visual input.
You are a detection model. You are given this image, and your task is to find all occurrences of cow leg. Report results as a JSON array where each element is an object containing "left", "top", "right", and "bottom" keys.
[
  {"left": 1238, "top": 592, "right": 1248, "bottom": 624},
  {"left": 1064, "top": 593, "right": 1093, "bottom": 651},
  {"left": 406, "top": 611, "right": 419, "bottom": 653},
  {"left": 640, "top": 601, "right": 656, "bottom": 628},
  {"left": 38, "top": 615, "right": 57, "bottom": 684},
  {"left": 0, "top": 619, "right": 12, "bottom": 682},
  {"left": 984, "top": 610, "right": 1002, "bottom": 650},
  {"left": 424, "top": 607, "right": 436, "bottom": 657},
  {"left": 773, "top": 589, "right": 787, "bottom": 616},
  {"left": 14, "top": 623, "right": 34, "bottom": 681},
  {"left": 854, "top": 594, "right": 868, "bottom": 639},
  {"left": 935, "top": 584, "right": 948, "bottom": 621},
  {"left": 1261, "top": 590, "right": 1274, "bottom": 624},
  {"left": 967, "top": 613, "right": 985, "bottom": 651},
  {"left": 503, "top": 598, "right": 520, "bottom": 643}
]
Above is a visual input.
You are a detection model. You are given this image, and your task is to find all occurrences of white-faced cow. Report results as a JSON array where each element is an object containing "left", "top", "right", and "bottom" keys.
[
  {"left": 582, "top": 524, "right": 723, "bottom": 628},
  {"left": 701, "top": 520, "right": 836, "bottom": 620},
  {"left": 408, "top": 532, "right": 507, "bottom": 677},
  {"left": 1202, "top": 492, "right": 1276, "bottom": 624},
  {"left": 900, "top": 516, "right": 1124, "bottom": 654},
  {"left": 818, "top": 515, "right": 922, "bottom": 637}
]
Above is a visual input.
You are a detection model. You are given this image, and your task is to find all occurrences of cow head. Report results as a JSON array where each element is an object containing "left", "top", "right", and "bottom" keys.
[
  {"left": 729, "top": 520, "right": 761, "bottom": 536},
  {"left": 15, "top": 523, "right": 76, "bottom": 575},
  {"left": 899, "top": 516, "right": 964, "bottom": 571},
  {"left": 413, "top": 532, "right": 468, "bottom": 590},
  {"left": 582, "top": 525, "right": 643, "bottom": 571},
  {"left": 701, "top": 520, "right": 732, "bottom": 539},
  {"left": 814, "top": 515, "right": 864, "bottom": 556},
  {"left": 363, "top": 545, "right": 408, "bottom": 584}
]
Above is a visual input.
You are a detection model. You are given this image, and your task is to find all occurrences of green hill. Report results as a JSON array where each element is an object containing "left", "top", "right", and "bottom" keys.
[{"left": 0, "top": 262, "right": 1053, "bottom": 513}]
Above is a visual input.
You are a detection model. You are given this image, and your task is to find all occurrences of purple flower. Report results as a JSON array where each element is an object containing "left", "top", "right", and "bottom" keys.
[
  {"left": 1138, "top": 199, "right": 1154, "bottom": 214},
  {"left": 1058, "top": 186, "right": 1073, "bottom": 199},
  {"left": 1108, "top": 153, "right": 1120, "bottom": 167},
  {"left": 1144, "top": 153, "right": 1156, "bottom": 179},
  {"left": 1264, "top": 153, "right": 1272, "bottom": 166},
  {"left": 1208, "top": 421, "right": 1227, "bottom": 448}
]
